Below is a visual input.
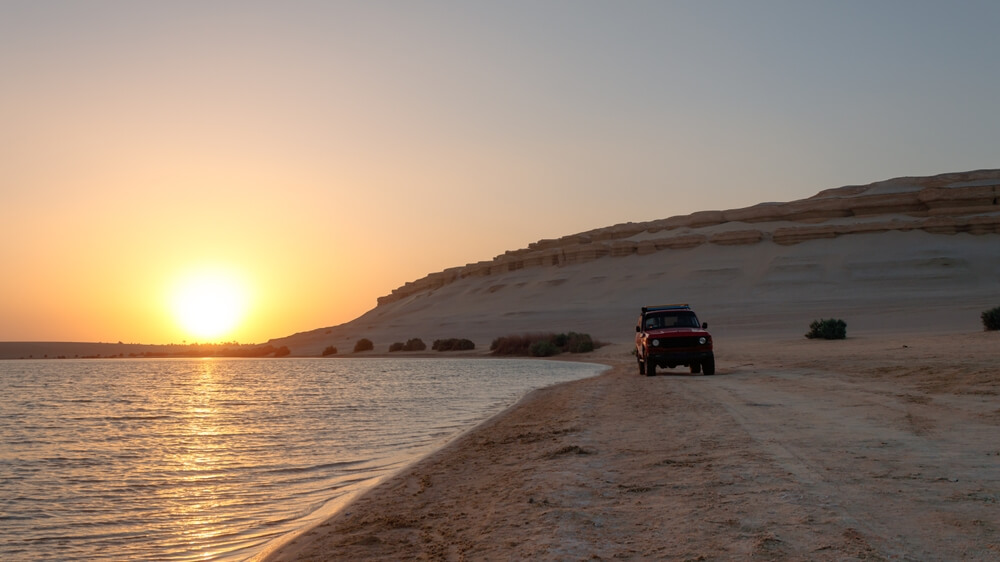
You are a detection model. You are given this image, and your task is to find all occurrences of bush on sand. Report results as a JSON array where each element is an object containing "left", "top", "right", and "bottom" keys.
[
  {"left": 491, "top": 332, "right": 600, "bottom": 357},
  {"left": 432, "top": 338, "right": 475, "bottom": 351},
  {"left": 805, "top": 319, "right": 847, "bottom": 340}
]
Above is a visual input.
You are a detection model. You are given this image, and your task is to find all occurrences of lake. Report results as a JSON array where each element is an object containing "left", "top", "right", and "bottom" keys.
[{"left": 0, "top": 357, "right": 605, "bottom": 561}]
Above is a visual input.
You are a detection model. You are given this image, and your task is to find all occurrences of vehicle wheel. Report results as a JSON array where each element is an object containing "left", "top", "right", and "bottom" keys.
[
  {"left": 703, "top": 354, "right": 716, "bottom": 376},
  {"left": 644, "top": 361, "right": 656, "bottom": 376},
  {"left": 690, "top": 362, "right": 701, "bottom": 374}
]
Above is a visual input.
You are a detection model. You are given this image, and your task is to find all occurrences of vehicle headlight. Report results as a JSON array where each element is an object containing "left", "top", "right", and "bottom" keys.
[
  {"left": 652, "top": 339, "right": 660, "bottom": 347},
  {"left": 698, "top": 337, "right": 707, "bottom": 345}
]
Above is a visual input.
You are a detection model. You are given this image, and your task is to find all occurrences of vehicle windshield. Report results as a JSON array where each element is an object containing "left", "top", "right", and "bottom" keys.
[{"left": 644, "top": 311, "right": 700, "bottom": 329}]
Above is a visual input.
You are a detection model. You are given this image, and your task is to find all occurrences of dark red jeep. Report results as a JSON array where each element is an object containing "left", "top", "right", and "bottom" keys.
[{"left": 635, "top": 304, "right": 714, "bottom": 376}]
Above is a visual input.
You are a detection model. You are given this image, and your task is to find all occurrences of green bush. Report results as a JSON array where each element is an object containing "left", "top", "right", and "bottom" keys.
[
  {"left": 805, "top": 318, "right": 847, "bottom": 340},
  {"left": 404, "top": 338, "right": 427, "bottom": 351},
  {"left": 491, "top": 332, "right": 600, "bottom": 356},
  {"left": 353, "top": 338, "right": 374, "bottom": 352},
  {"left": 983, "top": 306, "right": 1000, "bottom": 331},
  {"left": 490, "top": 333, "right": 546, "bottom": 355},
  {"left": 432, "top": 338, "right": 475, "bottom": 351},
  {"left": 273, "top": 346, "right": 291, "bottom": 357},
  {"left": 565, "top": 332, "right": 595, "bottom": 353},
  {"left": 530, "top": 340, "right": 559, "bottom": 357},
  {"left": 321, "top": 345, "right": 338, "bottom": 356},
  {"left": 389, "top": 338, "right": 427, "bottom": 352}
]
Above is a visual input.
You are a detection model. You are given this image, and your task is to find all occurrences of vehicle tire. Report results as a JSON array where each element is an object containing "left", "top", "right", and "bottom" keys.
[
  {"left": 644, "top": 360, "right": 656, "bottom": 376},
  {"left": 703, "top": 354, "right": 716, "bottom": 376},
  {"left": 690, "top": 362, "right": 701, "bottom": 374}
]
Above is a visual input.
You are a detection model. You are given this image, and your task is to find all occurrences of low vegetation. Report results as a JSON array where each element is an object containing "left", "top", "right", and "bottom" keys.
[
  {"left": 389, "top": 338, "right": 428, "bottom": 352},
  {"left": 490, "top": 332, "right": 598, "bottom": 357},
  {"left": 983, "top": 306, "right": 1000, "bottom": 331},
  {"left": 432, "top": 338, "right": 475, "bottom": 351},
  {"left": 135, "top": 343, "right": 292, "bottom": 358},
  {"left": 805, "top": 318, "right": 847, "bottom": 340},
  {"left": 353, "top": 338, "right": 374, "bottom": 352},
  {"left": 321, "top": 345, "right": 338, "bottom": 356}
]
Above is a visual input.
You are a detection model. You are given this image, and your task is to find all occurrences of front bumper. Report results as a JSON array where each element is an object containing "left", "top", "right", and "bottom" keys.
[{"left": 647, "top": 349, "right": 713, "bottom": 366}]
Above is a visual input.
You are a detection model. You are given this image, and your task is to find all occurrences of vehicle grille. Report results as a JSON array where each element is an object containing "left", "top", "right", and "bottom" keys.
[{"left": 654, "top": 337, "right": 702, "bottom": 349}]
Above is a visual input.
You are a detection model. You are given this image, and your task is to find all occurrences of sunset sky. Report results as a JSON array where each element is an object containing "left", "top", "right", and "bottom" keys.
[{"left": 2, "top": 1, "right": 998, "bottom": 344}]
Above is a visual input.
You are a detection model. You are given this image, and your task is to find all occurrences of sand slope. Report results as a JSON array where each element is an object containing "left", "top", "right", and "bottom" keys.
[{"left": 275, "top": 169, "right": 1000, "bottom": 355}]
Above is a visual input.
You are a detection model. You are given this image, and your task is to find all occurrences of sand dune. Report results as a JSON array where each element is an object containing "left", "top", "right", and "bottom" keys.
[{"left": 276, "top": 169, "right": 1000, "bottom": 355}]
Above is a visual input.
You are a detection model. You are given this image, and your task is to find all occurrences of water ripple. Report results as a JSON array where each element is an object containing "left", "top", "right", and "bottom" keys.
[{"left": 0, "top": 357, "right": 603, "bottom": 561}]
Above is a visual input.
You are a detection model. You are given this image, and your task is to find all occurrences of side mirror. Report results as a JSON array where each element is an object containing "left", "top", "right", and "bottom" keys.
[{"left": 702, "top": 322, "right": 708, "bottom": 329}]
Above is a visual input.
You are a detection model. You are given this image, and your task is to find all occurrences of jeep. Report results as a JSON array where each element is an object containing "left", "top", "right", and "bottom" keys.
[{"left": 635, "top": 304, "right": 715, "bottom": 376}]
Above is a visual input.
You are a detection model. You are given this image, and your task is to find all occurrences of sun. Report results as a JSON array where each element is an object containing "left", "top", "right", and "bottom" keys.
[{"left": 170, "top": 268, "right": 249, "bottom": 341}]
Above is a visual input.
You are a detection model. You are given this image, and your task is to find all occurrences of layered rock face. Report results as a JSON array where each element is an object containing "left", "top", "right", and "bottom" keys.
[
  {"left": 273, "top": 170, "right": 999, "bottom": 353},
  {"left": 378, "top": 170, "right": 1000, "bottom": 306}
]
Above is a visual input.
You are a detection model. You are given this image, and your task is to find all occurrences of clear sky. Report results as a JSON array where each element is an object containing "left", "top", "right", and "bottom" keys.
[{"left": 2, "top": 1, "right": 998, "bottom": 344}]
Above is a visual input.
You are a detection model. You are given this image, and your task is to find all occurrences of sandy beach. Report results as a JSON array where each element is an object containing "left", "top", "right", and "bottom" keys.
[{"left": 260, "top": 330, "right": 999, "bottom": 560}]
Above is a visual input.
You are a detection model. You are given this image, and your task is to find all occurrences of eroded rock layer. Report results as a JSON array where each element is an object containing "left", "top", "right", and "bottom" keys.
[{"left": 378, "top": 170, "right": 1000, "bottom": 306}]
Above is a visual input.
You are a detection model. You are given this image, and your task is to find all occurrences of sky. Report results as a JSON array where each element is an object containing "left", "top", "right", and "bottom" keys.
[{"left": 2, "top": 1, "right": 998, "bottom": 344}]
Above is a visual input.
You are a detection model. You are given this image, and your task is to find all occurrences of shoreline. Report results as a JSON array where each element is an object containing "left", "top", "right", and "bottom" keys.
[
  {"left": 259, "top": 331, "right": 999, "bottom": 560},
  {"left": 257, "top": 361, "right": 616, "bottom": 562},
  {"left": 252, "top": 357, "right": 613, "bottom": 561},
  {"left": 0, "top": 341, "right": 573, "bottom": 361},
  {"left": 250, "top": 360, "right": 608, "bottom": 561}
]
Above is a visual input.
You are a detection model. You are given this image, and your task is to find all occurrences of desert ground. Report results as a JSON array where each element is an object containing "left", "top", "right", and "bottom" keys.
[{"left": 260, "top": 329, "right": 999, "bottom": 561}]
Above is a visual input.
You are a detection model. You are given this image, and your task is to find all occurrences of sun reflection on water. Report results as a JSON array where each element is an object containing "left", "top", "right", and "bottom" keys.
[
  {"left": 166, "top": 360, "right": 239, "bottom": 557},
  {"left": 0, "top": 357, "right": 604, "bottom": 561}
]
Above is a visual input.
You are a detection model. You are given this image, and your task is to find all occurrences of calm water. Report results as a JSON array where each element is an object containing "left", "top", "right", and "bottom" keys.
[{"left": 0, "top": 357, "right": 605, "bottom": 561}]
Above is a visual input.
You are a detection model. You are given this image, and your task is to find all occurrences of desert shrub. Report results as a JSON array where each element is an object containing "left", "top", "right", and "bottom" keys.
[
  {"left": 491, "top": 332, "right": 599, "bottom": 356},
  {"left": 273, "top": 346, "right": 291, "bottom": 357},
  {"left": 981, "top": 306, "right": 1000, "bottom": 331},
  {"left": 390, "top": 338, "right": 427, "bottom": 352},
  {"left": 432, "top": 338, "right": 475, "bottom": 351},
  {"left": 219, "top": 344, "right": 277, "bottom": 358},
  {"left": 564, "top": 332, "right": 595, "bottom": 353},
  {"left": 404, "top": 338, "right": 427, "bottom": 351},
  {"left": 530, "top": 340, "right": 559, "bottom": 357},
  {"left": 353, "top": 338, "right": 374, "bottom": 352},
  {"left": 982, "top": 306, "right": 1000, "bottom": 331},
  {"left": 805, "top": 318, "right": 847, "bottom": 340},
  {"left": 321, "top": 345, "right": 338, "bottom": 356},
  {"left": 552, "top": 333, "right": 568, "bottom": 347},
  {"left": 490, "top": 333, "right": 548, "bottom": 355}
]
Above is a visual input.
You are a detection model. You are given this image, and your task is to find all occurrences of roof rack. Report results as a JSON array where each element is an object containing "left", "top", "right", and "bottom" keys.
[{"left": 641, "top": 304, "right": 690, "bottom": 313}]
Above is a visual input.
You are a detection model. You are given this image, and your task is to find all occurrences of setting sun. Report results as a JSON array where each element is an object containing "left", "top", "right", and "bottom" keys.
[{"left": 170, "top": 268, "right": 249, "bottom": 342}]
